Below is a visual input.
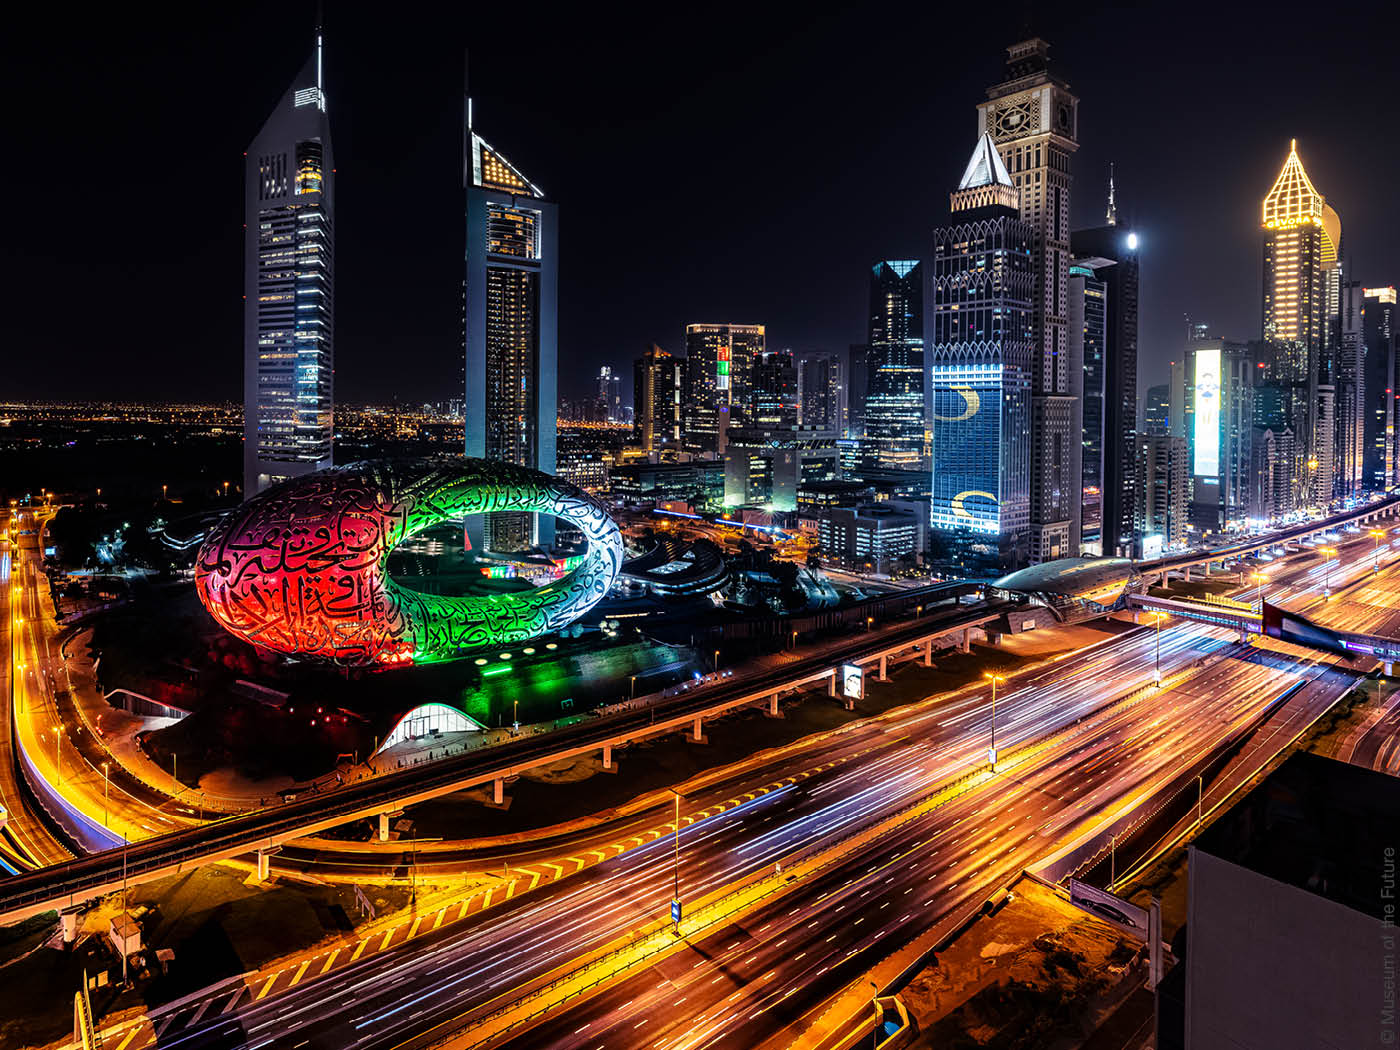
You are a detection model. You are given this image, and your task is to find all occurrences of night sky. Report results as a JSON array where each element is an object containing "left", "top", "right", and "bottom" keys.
[{"left": 5, "top": 2, "right": 1398, "bottom": 407}]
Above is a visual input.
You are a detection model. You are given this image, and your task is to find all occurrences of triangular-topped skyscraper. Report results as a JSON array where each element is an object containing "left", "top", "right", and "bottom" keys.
[
  {"left": 243, "top": 24, "right": 335, "bottom": 498},
  {"left": 951, "top": 133, "right": 1020, "bottom": 214},
  {"left": 463, "top": 81, "right": 558, "bottom": 553}
]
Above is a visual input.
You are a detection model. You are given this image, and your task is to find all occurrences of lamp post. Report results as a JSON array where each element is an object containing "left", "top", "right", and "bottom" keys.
[
  {"left": 1319, "top": 545, "right": 1337, "bottom": 598},
  {"left": 102, "top": 761, "right": 110, "bottom": 827},
  {"left": 672, "top": 790, "right": 682, "bottom": 931},
  {"left": 1153, "top": 612, "right": 1166, "bottom": 687},
  {"left": 1371, "top": 528, "right": 1386, "bottom": 571},
  {"left": 713, "top": 649, "right": 720, "bottom": 673},
  {"left": 1249, "top": 571, "right": 1268, "bottom": 611},
  {"left": 982, "top": 673, "right": 1005, "bottom": 769},
  {"left": 630, "top": 675, "right": 637, "bottom": 700},
  {"left": 52, "top": 723, "right": 63, "bottom": 786}
]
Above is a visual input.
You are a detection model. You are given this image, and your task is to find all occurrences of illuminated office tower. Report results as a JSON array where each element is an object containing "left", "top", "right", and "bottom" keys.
[
  {"left": 1362, "top": 287, "right": 1397, "bottom": 490},
  {"left": 797, "top": 351, "right": 843, "bottom": 436},
  {"left": 244, "top": 26, "right": 334, "bottom": 497},
  {"left": 1336, "top": 280, "right": 1366, "bottom": 497},
  {"left": 1136, "top": 433, "right": 1189, "bottom": 552},
  {"left": 1185, "top": 339, "right": 1253, "bottom": 534},
  {"left": 596, "top": 366, "right": 622, "bottom": 423},
  {"left": 1068, "top": 259, "right": 1105, "bottom": 553},
  {"left": 1261, "top": 139, "right": 1342, "bottom": 508},
  {"left": 1143, "top": 384, "right": 1170, "bottom": 434},
  {"left": 864, "top": 261, "right": 925, "bottom": 471},
  {"left": 930, "top": 133, "right": 1035, "bottom": 574},
  {"left": 752, "top": 350, "right": 799, "bottom": 429},
  {"left": 1071, "top": 222, "right": 1140, "bottom": 555},
  {"left": 633, "top": 344, "right": 682, "bottom": 454},
  {"left": 682, "top": 323, "right": 765, "bottom": 456},
  {"left": 976, "top": 39, "right": 1080, "bottom": 562},
  {"left": 464, "top": 90, "right": 558, "bottom": 552}
]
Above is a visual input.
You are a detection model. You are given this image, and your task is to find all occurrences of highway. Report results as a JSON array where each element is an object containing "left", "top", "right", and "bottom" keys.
[
  {"left": 1, "top": 508, "right": 71, "bottom": 870},
  {"left": 74, "top": 528, "right": 1394, "bottom": 1050},
  {"left": 0, "top": 590, "right": 1013, "bottom": 922},
  {"left": 111, "top": 618, "right": 1342, "bottom": 1050}
]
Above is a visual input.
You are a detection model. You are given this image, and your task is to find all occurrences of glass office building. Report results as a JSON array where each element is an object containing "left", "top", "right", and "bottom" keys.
[
  {"left": 464, "top": 92, "right": 558, "bottom": 552},
  {"left": 864, "top": 261, "right": 925, "bottom": 471},
  {"left": 244, "top": 28, "right": 334, "bottom": 497},
  {"left": 930, "top": 134, "right": 1035, "bottom": 573}
]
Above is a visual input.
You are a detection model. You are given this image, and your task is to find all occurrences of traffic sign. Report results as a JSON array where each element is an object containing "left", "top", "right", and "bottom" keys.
[{"left": 671, "top": 899, "right": 682, "bottom": 925}]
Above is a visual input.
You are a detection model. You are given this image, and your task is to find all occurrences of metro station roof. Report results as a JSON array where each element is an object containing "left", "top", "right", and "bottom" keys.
[{"left": 992, "top": 557, "right": 1136, "bottom": 608}]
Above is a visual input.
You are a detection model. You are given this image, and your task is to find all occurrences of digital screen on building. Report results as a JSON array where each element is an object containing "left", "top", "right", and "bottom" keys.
[
  {"left": 717, "top": 346, "right": 731, "bottom": 390},
  {"left": 1194, "top": 347, "right": 1220, "bottom": 478},
  {"left": 930, "top": 361, "right": 1008, "bottom": 534}
]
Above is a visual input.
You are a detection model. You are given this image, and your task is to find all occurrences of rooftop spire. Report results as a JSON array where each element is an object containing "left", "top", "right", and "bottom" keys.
[
  {"left": 1262, "top": 138, "right": 1324, "bottom": 229},
  {"left": 951, "top": 133, "right": 1019, "bottom": 214},
  {"left": 1106, "top": 162, "right": 1117, "bottom": 226}
]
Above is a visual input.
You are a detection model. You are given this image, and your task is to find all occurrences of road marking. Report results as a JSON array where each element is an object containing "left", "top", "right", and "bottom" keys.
[
  {"left": 288, "top": 959, "right": 312, "bottom": 987},
  {"left": 114, "top": 1026, "right": 142, "bottom": 1050},
  {"left": 408, "top": 916, "right": 424, "bottom": 938},
  {"left": 528, "top": 870, "right": 541, "bottom": 891},
  {"left": 433, "top": 908, "right": 447, "bottom": 930},
  {"left": 189, "top": 995, "right": 214, "bottom": 1026},
  {"left": 254, "top": 974, "right": 278, "bottom": 1001},
  {"left": 220, "top": 987, "right": 245, "bottom": 1015},
  {"left": 153, "top": 1016, "right": 174, "bottom": 1039},
  {"left": 320, "top": 948, "right": 340, "bottom": 975},
  {"left": 349, "top": 938, "right": 369, "bottom": 962},
  {"left": 379, "top": 929, "right": 394, "bottom": 951}
]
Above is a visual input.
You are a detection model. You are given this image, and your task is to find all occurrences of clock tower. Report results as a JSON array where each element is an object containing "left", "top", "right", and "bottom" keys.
[{"left": 975, "top": 38, "right": 1080, "bottom": 562}]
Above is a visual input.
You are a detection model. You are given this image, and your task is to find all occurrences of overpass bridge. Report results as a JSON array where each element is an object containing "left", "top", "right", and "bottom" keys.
[
  {"left": 1135, "top": 494, "right": 1400, "bottom": 584},
  {"left": 0, "top": 599, "right": 1009, "bottom": 925},
  {"left": 1126, "top": 593, "right": 1400, "bottom": 673}
]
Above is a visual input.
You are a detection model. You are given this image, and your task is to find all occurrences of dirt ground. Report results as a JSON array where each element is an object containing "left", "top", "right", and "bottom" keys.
[{"left": 901, "top": 880, "right": 1142, "bottom": 1049}]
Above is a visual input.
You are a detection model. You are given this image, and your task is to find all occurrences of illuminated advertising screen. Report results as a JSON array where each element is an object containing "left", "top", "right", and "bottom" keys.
[
  {"left": 1194, "top": 347, "right": 1220, "bottom": 477},
  {"left": 841, "top": 664, "right": 864, "bottom": 700}
]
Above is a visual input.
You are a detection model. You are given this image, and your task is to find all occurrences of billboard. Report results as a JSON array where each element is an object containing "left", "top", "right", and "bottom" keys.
[
  {"left": 841, "top": 664, "right": 864, "bottom": 700},
  {"left": 1194, "top": 347, "right": 1220, "bottom": 477},
  {"left": 1068, "top": 878, "right": 1149, "bottom": 935}
]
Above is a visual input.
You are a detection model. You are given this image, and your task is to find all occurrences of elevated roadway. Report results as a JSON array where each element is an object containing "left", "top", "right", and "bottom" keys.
[{"left": 0, "top": 599, "right": 1009, "bottom": 923}]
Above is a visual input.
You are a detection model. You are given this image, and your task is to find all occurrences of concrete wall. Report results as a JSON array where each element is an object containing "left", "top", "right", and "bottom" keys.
[{"left": 1185, "top": 847, "right": 1387, "bottom": 1049}]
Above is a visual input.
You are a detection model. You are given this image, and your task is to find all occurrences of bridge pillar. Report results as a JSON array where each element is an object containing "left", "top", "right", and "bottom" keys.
[
  {"left": 960, "top": 628, "right": 971, "bottom": 654},
  {"left": 878, "top": 655, "right": 888, "bottom": 681},
  {"left": 492, "top": 777, "right": 504, "bottom": 806},
  {"left": 378, "top": 813, "right": 390, "bottom": 842},
  {"left": 923, "top": 640, "right": 934, "bottom": 667},
  {"left": 689, "top": 715, "right": 708, "bottom": 743},
  {"left": 256, "top": 848, "right": 271, "bottom": 882},
  {"left": 61, "top": 908, "right": 79, "bottom": 944},
  {"left": 828, "top": 671, "right": 838, "bottom": 698},
  {"left": 1386, "top": 661, "right": 1394, "bottom": 677},
  {"left": 602, "top": 743, "right": 617, "bottom": 771},
  {"left": 1182, "top": 566, "right": 1190, "bottom": 582},
  {"left": 765, "top": 694, "right": 783, "bottom": 719}
]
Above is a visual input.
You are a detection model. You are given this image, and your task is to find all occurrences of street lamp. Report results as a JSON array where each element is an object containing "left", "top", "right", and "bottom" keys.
[
  {"left": 1153, "top": 612, "right": 1167, "bottom": 686},
  {"left": 1319, "top": 545, "right": 1338, "bottom": 597},
  {"left": 102, "top": 761, "right": 110, "bottom": 827},
  {"left": 671, "top": 790, "right": 683, "bottom": 931},
  {"left": 982, "top": 673, "right": 1006, "bottom": 769},
  {"left": 1370, "top": 528, "right": 1386, "bottom": 570},
  {"left": 52, "top": 723, "right": 64, "bottom": 786},
  {"left": 630, "top": 674, "right": 637, "bottom": 700},
  {"left": 1249, "top": 571, "right": 1268, "bottom": 611},
  {"left": 713, "top": 649, "right": 720, "bottom": 672}
]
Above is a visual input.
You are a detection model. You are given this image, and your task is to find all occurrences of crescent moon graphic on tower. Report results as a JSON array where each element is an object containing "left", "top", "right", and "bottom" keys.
[
  {"left": 951, "top": 490, "right": 999, "bottom": 520},
  {"left": 933, "top": 386, "right": 980, "bottom": 422}
]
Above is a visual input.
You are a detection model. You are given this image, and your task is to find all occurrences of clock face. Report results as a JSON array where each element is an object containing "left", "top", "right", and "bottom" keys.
[
  {"left": 1056, "top": 103, "right": 1072, "bottom": 133},
  {"left": 992, "top": 97, "right": 1041, "bottom": 142}
]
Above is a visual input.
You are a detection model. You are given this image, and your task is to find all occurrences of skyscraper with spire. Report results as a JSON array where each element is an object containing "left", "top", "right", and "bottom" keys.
[
  {"left": 243, "top": 24, "right": 334, "bottom": 498},
  {"left": 1261, "top": 139, "right": 1342, "bottom": 509},
  {"left": 463, "top": 77, "right": 558, "bottom": 552},
  {"left": 975, "top": 39, "right": 1080, "bottom": 563}
]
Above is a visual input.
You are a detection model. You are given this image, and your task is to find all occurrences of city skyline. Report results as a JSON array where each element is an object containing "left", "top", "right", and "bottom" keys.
[{"left": 5, "top": 3, "right": 1398, "bottom": 407}]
